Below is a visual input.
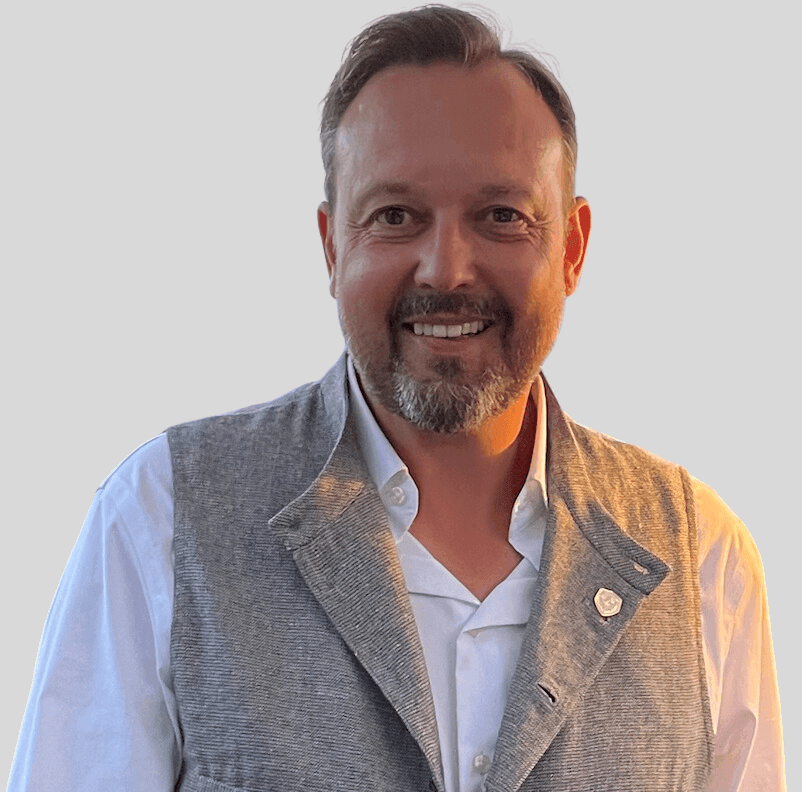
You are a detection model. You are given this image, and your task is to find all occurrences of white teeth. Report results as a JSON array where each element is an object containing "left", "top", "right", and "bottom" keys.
[{"left": 411, "top": 321, "right": 486, "bottom": 337}]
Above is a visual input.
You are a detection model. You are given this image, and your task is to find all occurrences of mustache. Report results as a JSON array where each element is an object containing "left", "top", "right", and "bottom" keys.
[{"left": 389, "top": 291, "right": 512, "bottom": 328}]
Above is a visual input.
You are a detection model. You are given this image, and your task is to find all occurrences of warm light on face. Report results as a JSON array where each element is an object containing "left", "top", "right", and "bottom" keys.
[{"left": 320, "top": 61, "right": 587, "bottom": 433}]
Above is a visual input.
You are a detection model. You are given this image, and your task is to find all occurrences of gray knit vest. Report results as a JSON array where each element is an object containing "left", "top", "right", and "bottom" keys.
[{"left": 167, "top": 357, "right": 713, "bottom": 792}]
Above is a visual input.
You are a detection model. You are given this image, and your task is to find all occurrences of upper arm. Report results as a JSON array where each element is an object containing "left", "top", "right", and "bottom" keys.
[
  {"left": 8, "top": 434, "right": 180, "bottom": 792},
  {"left": 693, "top": 477, "right": 786, "bottom": 792}
]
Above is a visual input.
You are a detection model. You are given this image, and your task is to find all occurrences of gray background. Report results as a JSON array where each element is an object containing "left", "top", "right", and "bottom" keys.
[{"left": 3, "top": 0, "right": 798, "bottom": 786}]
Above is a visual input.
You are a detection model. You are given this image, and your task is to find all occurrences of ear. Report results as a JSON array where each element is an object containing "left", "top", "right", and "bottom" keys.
[
  {"left": 317, "top": 202, "right": 338, "bottom": 297},
  {"left": 563, "top": 197, "right": 592, "bottom": 296}
]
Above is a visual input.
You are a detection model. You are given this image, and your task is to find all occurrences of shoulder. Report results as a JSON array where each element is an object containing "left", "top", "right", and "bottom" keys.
[
  {"left": 691, "top": 477, "right": 755, "bottom": 552},
  {"left": 167, "top": 380, "right": 322, "bottom": 438},
  {"left": 165, "top": 358, "right": 351, "bottom": 515},
  {"left": 84, "top": 433, "right": 175, "bottom": 574},
  {"left": 98, "top": 432, "right": 173, "bottom": 502},
  {"left": 690, "top": 475, "right": 765, "bottom": 607},
  {"left": 557, "top": 417, "right": 693, "bottom": 524},
  {"left": 167, "top": 359, "right": 349, "bottom": 454},
  {"left": 566, "top": 417, "right": 686, "bottom": 479},
  {"left": 569, "top": 418, "right": 762, "bottom": 574}
]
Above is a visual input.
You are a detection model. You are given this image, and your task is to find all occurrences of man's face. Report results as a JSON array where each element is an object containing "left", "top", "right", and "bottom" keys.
[{"left": 319, "top": 60, "right": 589, "bottom": 434}]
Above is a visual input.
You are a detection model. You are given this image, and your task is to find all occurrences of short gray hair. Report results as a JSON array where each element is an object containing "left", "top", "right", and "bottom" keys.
[{"left": 320, "top": 5, "right": 577, "bottom": 214}]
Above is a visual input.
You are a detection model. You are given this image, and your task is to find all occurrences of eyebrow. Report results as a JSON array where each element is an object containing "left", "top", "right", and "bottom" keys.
[
  {"left": 349, "top": 180, "right": 542, "bottom": 219},
  {"left": 350, "top": 181, "right": 425, "bottom": 219},
  {"left": 476, "top": 183, "right": 538, "bottom": 202}
]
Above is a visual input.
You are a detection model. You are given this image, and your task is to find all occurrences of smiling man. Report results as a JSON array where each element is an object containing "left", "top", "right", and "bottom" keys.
[
  {"left": 320, "top": 59, "right": 584, "bottom": 440},
  {"left": 317, "top": 57, "right": 590, "bottom": 605},
  {"left": 9, "top": 6, "right": 785, "bottom": 792}
]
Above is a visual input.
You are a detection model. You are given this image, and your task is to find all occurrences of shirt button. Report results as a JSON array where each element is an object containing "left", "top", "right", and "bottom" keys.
[
  {"left": 473, "top": 753, "right": 492, "bottom": 774},
  {"left": 386, "top": 486, "right": 406, "bottom": 506}
]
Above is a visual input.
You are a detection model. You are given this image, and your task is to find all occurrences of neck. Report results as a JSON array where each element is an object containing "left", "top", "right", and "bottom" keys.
[{"left": 367, "top": 383, "right": 537, "bottom": 516}]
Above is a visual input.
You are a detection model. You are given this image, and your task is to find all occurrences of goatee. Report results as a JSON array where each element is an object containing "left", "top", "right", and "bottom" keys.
[{"left": 347, "top": 290, "right": 548, "bottom": 434}]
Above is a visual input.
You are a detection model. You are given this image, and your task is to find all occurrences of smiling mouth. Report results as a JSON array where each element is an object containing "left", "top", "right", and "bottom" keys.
[{"left": 407, "top": 320, "right": 489, "bottom": 338}]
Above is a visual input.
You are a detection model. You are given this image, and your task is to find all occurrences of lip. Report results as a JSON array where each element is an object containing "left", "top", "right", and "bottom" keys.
[{"left": 402, "top": 314, "right": 491, "bottom": 326}]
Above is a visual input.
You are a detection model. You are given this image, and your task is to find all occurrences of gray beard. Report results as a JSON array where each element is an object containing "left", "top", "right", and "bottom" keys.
[{"left": 388, "top": 358, "right": 519, "bottom": 434}]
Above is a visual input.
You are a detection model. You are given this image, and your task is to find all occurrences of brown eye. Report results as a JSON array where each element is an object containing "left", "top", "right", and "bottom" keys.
[
  {"left": 377, "top": 207, "right": 408, "bottom": 225},
  {"left": 490, "top": 207, "right": 519, "bottom": 223}
]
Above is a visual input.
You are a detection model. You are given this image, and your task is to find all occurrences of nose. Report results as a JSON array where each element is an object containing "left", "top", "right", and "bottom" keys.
[{"left": 413, "top": 216, "right": 477, "bottom": 291}]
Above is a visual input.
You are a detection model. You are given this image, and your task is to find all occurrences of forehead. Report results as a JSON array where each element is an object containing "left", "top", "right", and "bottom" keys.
[{"left": 334, "top": 60, "right": 565, "bottom": 207}]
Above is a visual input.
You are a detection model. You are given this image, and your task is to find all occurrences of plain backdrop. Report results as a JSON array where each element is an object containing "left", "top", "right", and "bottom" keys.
[{"left": 2, "top": 0, "right": 798, "bottom": 785}]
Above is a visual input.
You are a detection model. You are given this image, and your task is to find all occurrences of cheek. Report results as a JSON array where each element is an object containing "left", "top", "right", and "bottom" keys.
[
  {"left": 501, "top": 266, "right": 543, "bottom": 312},
  {"left": 337, "top": 248, "right": 409, "bottom": 310},
  {"left": 339, "top": 269, "right": 385, "bottom": 310},
  {"left": 335, "top": 269, "right": 394, "bottom": 341},
  {"left": 507, "top": 265, "right": 566, "bottom": 329}
]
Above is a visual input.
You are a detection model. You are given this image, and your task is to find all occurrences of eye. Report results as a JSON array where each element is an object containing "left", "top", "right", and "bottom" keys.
[
  {"left": 364, "top": 205, "right": 425, "bottom": 239},
  {"left": 489, "top": 206, "right": 522, "bottom": 224},
  {"left": 478, "top": 205, "right": 532, "bottom": 237},
  {"left": 372, "top": 206, "right": 411, "bottom": 226}
]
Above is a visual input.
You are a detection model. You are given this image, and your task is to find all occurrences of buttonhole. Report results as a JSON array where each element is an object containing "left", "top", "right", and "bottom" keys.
[
  {"left": 633, "top": 561, "right": 649, "bottom": 575},
  {"left": 537, "top": 683, "right": 557, "bottom": 705}
]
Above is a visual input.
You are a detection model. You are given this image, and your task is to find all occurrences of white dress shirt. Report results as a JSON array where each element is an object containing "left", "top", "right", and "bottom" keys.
[
  {"left": 8, "top": 368, "right": 786, "bottom": 791},
  {"left": 348, "top": 361, "right": 547, "bottom": 792}
]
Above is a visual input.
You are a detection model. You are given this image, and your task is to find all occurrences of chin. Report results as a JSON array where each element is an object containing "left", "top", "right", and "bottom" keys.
[
  {"left": 389, "top": 365, "right": 518, "bottom": 433},
  {"left": 382, "top": 348, "right": 531, "bottom": 433}
]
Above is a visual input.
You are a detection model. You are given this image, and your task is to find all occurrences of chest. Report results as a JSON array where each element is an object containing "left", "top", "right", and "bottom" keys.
[{"left": 409, "top": 513, "right": 523, "bottom": 600}]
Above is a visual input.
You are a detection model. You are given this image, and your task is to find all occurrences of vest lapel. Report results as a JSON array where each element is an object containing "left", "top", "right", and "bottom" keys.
[
  {"left": 269, "top": 417, "right": 445, "bottom": 792},
  {"left": 486, "top": 382, "right": 673, "bottom": 792}
]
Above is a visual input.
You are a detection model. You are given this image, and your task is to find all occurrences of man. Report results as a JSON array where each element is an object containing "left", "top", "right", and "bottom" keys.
[{"left": 9, "top": 6, "right": 785, "bottom": 791}]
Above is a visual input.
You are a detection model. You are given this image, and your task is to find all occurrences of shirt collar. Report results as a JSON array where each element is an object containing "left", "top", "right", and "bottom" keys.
[
  {"left": 348, "top": 356, "right": 410, "bottom": 495},
  {"left": 347, "top": 356, "right": 549, "bottom": 561}
]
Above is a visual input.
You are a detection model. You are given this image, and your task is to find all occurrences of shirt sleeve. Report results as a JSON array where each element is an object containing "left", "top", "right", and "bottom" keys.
[
  {"left": 694, "top": 477, "right": 786, "bottom": 792},
  {"left": 8, "top": 434, "right": 180, "bottom": 791}
]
